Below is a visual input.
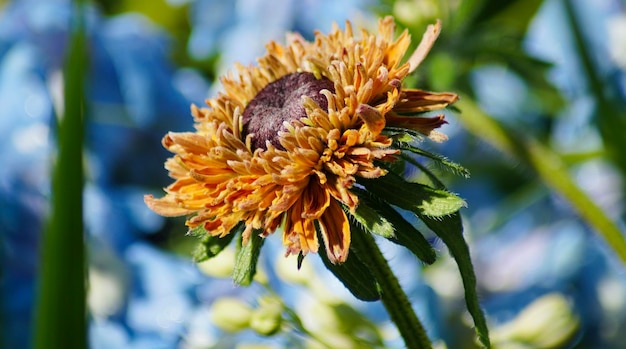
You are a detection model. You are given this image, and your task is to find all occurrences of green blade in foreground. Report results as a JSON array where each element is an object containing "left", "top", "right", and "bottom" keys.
[
  {"left": 33, "top": 2, "right": 87, "bottom": 348},
  {"left": 455, "top": 95, "right": 626, "bottom": 265}
]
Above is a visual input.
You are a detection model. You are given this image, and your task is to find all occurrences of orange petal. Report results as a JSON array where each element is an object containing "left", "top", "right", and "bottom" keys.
[
  {"left": 386, "top": 112, "right": 448, "bottom": 136},
  {"left": 283, "top": 199, "right": 319, "bottom": 256},
  {"left": 166, "top": 132, "right": 210, "bottom": 154},
  {"left": 393, "top": 89, "right": 458, "bottom": 113},
  {"left": 356, "top": 104, "right": 385, "bottom": 136},
  {"left": 407, "top": 20, "right": 441, "bottom": 73},
  {"left": 301, "top": 180, "right": 331, "bottom": 219},
  {"left": 318, "top": 200, "right": 350, "bottom": 263},
  {"left": 144, "top": 194, "right": 195, "bottom": 217}
]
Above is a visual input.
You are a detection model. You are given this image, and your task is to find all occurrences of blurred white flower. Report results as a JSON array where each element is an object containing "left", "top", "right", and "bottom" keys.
[
  {"left": 607, "top": 14, "right": 626, "bottom": 69},
  {"left": 491, "top": 293, "right": 579, "bottom": 349}
]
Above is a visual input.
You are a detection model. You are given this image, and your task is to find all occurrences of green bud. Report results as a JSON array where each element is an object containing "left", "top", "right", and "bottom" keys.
[
  {"left": 491, "top": 293, "right": 579, "bottom": 348},
  {"left": 197, "top": 247, "right": 235, "bottom": 278},
  {"left": 249, "top": 296, "right": 284, "bottom": 336},
  {"left": 392, "top": 0, "right": 439, "bottom": 25},
  {"left": 275, "top": 253, "right": 316, "bottom": 286},
  {"left": 209, "top": 297, "right": 253, "bottom": 332},
  {"left": 253, "top": 264, "right": 269, "bottom": 286}
]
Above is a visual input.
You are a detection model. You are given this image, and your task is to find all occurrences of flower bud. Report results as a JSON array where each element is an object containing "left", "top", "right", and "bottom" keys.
[
  {"left": 209, "top": 297, "right": 252, "bottom": 333},
  {"left": 197, "top": 247, "right": 235, "bottom": 278},
  {"left": 275, "top": 253, "right": 316, "bottom": 286},
  {"left": 249, "top": 296, "right": 284, "bottom": 336},
  {"left": 491, "top": 293, "right": 579, "bottom": 348}
]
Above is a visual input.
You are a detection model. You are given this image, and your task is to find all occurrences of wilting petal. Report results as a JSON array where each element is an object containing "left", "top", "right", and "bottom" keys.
[
  {"left": 165, "top": 132, "right": 210, "bottom": 154},
  {"left": 301, "top": 179, "right": 331, "bottom": 219},
  {"left": 144, "top": 194, "right": 195, "bottom": 217},
  {"left": 386, "top": 112, "right": 448, "bottom": 136},
  {"left": 407, "top": 20, "right": 441, "bottom": 73},
  {"left": 393, "top": 89, "right": 458, "bottom": 113},
  {"left": 283, "top": 200, "right": 318, "bottom": 256},
  {"left": 356, "top": 103, "right": 386, "bottom": 136},
  {"left": 318, "top": 199, "right": 350, "bottom": 263}
]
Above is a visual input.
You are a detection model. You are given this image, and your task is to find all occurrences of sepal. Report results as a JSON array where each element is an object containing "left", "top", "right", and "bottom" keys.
[
  {"left": 233, "top": 229, "right": 265, "bottom": 286},
  {"left": 190, "top": 223, "right": 241, "bottom": 262}
]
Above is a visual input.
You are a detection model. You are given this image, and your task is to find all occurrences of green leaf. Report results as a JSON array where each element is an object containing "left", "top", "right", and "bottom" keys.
[
  {"left": 344, "top": 201, "right": 395, "bottom": 239},
  {"left": 479, "top": 0, "right": 544, "bottom": 34},
  {"left": 352, "top": 187, "right": 436, "bottom": 264},
  {"left": 318, "top": 224, "right": 381, "bottom": 301},
  {"left": 420, "top": 212, "right": 491, "bottom": 348},
  {"left": 191, "top": 223, "right": 240, "bottom": 262},
  {"left": 233, "top": 230, "right": 264, "bottom": 286},
  {"left": 398, "top": 144, "right": 470, "bottom": 178},
  {"left": 34, "top": 2, "right": 87, "bottom": 348},
  {"left": 359, "top": 171, "right": 466, "bottom": 218},
  {"left": 564, "top": 0, "right": 626, "bottom": 179}
]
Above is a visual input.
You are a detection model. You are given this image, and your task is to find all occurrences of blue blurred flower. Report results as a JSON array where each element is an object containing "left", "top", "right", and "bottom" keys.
[
  {"left": 187, "top": 0, "right": 374, "bottom": 74},
  {"left": 1, "top": 0, "right": 378, "bottom": 347},
  {"left": 7, "top": 0, "right": 623, "bottom": 347},
  {"left": 0, "top": 0, "right": 204, "bottom": 346}
]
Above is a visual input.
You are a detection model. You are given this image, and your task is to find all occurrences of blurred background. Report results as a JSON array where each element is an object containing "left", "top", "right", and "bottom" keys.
[{"left": 1, "top": 0, "right": 626, "bottom": 348}]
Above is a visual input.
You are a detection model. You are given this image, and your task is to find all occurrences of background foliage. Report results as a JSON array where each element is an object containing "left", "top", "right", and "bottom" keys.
[{"left": 1, "top": 0, "right": 626, "bottom": 348}]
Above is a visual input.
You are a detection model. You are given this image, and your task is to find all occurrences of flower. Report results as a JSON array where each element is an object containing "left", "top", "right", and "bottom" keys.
[{"left": 144, "top": 16, "right": 458, "bottom": 264}]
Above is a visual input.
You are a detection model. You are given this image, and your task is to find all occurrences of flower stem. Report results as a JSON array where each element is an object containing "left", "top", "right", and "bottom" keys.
[{"left": 351, "top": 228, "right": 432, "bottom": 349}]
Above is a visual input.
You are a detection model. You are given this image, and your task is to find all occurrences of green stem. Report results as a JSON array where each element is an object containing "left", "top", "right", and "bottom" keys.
[{"left": 351, "top": 229, "right": 432, "bottom": 349}]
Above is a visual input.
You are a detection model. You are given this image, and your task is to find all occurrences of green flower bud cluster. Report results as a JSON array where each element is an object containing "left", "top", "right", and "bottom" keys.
[{"left": 209, "top": 296, "right": 284, "bottom": 336}]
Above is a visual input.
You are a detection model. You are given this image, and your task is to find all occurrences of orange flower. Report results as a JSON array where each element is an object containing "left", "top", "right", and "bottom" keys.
[{"left": 144, "top": 16, "right": 457, "bottom": 263}]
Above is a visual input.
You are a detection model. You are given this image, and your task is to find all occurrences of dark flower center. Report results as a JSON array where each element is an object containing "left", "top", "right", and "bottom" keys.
[{"left": 242, "top": 72, "right": 335, "bottom": 150}]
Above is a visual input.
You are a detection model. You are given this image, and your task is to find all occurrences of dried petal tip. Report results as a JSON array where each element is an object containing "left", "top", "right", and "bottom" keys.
[
  {"left": 356, "top": 104, "right": 385, "bottom": 136},
  {"left": 144, "top": 194, "right": 193, "bottom": 217},
  {"left": 407, "top": 19, "right": 442, "bottom": 73}
]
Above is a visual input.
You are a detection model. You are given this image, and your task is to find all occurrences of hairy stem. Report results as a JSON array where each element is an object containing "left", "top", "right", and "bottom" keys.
[{"left": 351, "top": 228, "right": 432, "bottom": 349}]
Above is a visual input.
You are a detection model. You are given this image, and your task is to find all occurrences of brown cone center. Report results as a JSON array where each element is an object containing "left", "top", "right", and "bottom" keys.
[{"left": 242, "top": 72, "right": 335, "bottom": 150}]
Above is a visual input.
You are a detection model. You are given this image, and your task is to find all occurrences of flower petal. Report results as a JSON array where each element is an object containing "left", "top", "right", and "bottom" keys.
[
  {"left": 318, "top": 199, "right": 350, "bottom": 263},
  {"left": 144, "top": 194, "right": 194, "bottom": 217},
  {"left": 356, "top": 103, "right": 386, "bottom": 136},
  {"left": 393, "top": 89, "right": 458, "bottom": 113},
  {"left": 302, "top": 179, "right": 331, "bottom": 219},
  {"left": 407, "top": 20, "right": 441, "bottom": 73},
  {"left": 386, "top": 112, "right": 448, "bottom": 138},
  {"left": 283, "top": 198, "right": 319, "bottom": 257}
]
